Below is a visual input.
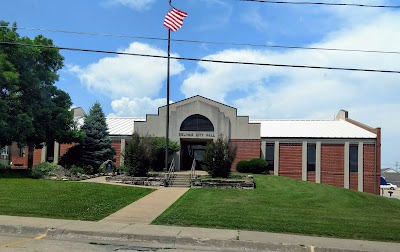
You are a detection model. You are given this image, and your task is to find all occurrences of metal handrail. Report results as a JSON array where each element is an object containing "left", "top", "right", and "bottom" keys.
[
  {"left": 165, "top": 158, "right": 175, "bottom": 186},
  {"left": 190, "top": 159, "right": 196, "bottom": 182}
]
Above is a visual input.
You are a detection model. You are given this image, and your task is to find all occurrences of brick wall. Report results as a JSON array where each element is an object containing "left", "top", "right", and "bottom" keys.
[
  {"left": 364, "top": 144, "right": 377, "bottom": 194},
  {"left": 10, "top": 144, "right": 29, "bottom": 168},
  {"left": 350, "top": 172, "right": 358, "bottom": 191},
  {"left": 321, "top": 144, "right": 344, "bottom": 187},
  {"left": 59, "top": 143, "right": 77, "bottom": 158},
  {"left": 112, "top": 141, "right": 121, "bottom": 166},
  {"left": 279, "top": 143, "right": 302, "bottom": 179},
  {"left": 230, "top": 139, "right": 261, "bottom": 171},
  {"left": 307, "top": 171, "right": 316, "bottom": 182},
  {"left": 33, "top": 149, "right": 42, "bottom": 166}
]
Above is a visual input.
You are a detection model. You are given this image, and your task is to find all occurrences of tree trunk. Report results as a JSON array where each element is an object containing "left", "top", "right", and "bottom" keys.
[{"left": 28, "top": 145, "right": 34, "bottom": 168}]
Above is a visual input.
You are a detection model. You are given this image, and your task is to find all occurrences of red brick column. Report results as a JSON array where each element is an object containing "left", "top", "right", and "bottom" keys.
[
  {"left": 363, "top": 144, "right": 377, "bottom": 194},
  {"left": 321, "top": 144, "right": 344, "bottom": 187},
  {"left": 112, "top": 141, "right": 122, "bottom": 166},
  {"left": 32, "top": 149, "right": 42, "bottom": 166},
  {"left": 230, "top": 139, "right": 261, "bottom": 171},
  {"left": 279, "top": 143, "right": 302, "bottom": 179}
]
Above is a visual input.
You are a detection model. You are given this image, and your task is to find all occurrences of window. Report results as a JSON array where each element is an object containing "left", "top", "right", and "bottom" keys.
[
  {"left": 1, "top": 146, "right": 8, "bottom": 155},
  {"left": 307, "top": 144, "right": 316, "bottom": 172},
  {"left": 180, "top": 114, "right": 214, "bottom": 132},
  {"left": 349, "top": 145, "right": 358, "bottom": 172},
  {"left": 19, "top": 147, "right": 26, "bottom": 157},
  {"left": 265, "top": 144, "right": 274, "bottom": 171}
]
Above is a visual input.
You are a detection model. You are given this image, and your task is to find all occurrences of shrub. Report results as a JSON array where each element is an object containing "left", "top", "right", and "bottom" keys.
[
  {"left": 249, "top": 158, "right": 268, "bottom": 174},
  {"left": 117, "top": 165, "right": 128, "bottom": 174},
  {"left": 150, "top": 137, "right": 179, "bottom": 171},
  {"left": 123, "top": 133, "right": 179, "bottom": 176},
  {"left": 236, "top": 158, "right": 268, "bottom": 174},
  {"left": 71, "top": 165, "right": 84, "bottom": 175},
  {"left": 236, "top": 160, "right": 250, "bottom": 173},
  {"left": 84, "top": 165, "right": 94, "bottom": 175},
  {"left": 31, "top": 162, "right": 57, "bottom": 179},
  {"left": 124, "top": 133, "right": 150, "bottom": 177},
  {"left": 202, "top": 136, "right": 237, "bottom": 178},
  {"left": 0, "top": 164, "right": 11, "bottom": 169}
]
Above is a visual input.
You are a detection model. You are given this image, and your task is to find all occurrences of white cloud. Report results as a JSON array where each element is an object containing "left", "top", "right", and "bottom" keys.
[
  {"left": 70, "top": 42, "right": 185, "bottom": 99},
  {"left": 181, "top": 11, "right": 400, "bottom": 163},
  {"left": 109, "top": 97, "right": 167, "bottom": 117},
  {"left": 106, "top": 0, "right": 156, "bottom": 11}
]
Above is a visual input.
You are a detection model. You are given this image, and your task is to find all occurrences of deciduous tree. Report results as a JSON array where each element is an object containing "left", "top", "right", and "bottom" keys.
[{"left": 0, "top": 21, "right": 80, "bottom": 167}]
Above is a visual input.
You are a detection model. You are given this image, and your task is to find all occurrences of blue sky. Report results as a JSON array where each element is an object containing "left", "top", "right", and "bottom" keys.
[{"left": 1, "top": 0, "right": 399, "bottom": 168}]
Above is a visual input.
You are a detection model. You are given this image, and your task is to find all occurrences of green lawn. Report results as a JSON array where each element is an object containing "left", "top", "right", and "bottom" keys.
[
  {"left": 153, "top": 175, "right": 400, "bottom": 242},
  {"left": 0, "top": 179, "right": 154, "bottom": 221}
]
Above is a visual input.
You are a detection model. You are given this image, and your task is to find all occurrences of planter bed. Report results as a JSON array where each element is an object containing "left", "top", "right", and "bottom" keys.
[{"left": 191, "top": 175, "right": 255, "bottom": 189}]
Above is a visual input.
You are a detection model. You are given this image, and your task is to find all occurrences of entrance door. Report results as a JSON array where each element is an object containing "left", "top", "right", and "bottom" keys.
[{"left": 180, "top": 140, "right": 210, "bottom": 170}]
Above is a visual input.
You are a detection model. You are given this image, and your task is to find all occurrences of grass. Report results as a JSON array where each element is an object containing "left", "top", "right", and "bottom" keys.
[
  {"left": 153, "top": 175, "right": 400, "bottom": 242},
  {"left": 0, "top": 178, "right": 154, "bottom": 221},
  {"left": 0, "top": 169, "right": 31, "bottom": 178}
]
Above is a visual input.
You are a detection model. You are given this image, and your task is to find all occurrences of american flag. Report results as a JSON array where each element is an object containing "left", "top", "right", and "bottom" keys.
[{"left": 164, "top": 8, "right": 188, "bottom": 32}]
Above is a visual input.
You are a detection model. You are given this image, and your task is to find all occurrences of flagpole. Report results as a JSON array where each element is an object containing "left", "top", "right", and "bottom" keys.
[{"left": 165, "top": 0, "right": 172, "bottom": 172}]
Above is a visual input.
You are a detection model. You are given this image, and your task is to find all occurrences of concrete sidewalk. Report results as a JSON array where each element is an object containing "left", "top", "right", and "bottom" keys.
[
  {"left": 101, "top": 187, "right": 189, "bottom": 224},
  {"left": 80, "top": 176, "right": 189, "bottom": 224},
  {"left": 0, "top": 215, "right": 398, "bottom": 252}
]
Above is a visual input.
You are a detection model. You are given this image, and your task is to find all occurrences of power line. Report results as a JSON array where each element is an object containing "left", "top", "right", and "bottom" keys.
[
  {"left": 2, "top": 25, "right": 400, "bottom": 55},
  {"left": 1, "top": 41, "right": 400, "bottom": 74},
  {"left": 238, "top": 0, "right": 400, "bottom": 8}
]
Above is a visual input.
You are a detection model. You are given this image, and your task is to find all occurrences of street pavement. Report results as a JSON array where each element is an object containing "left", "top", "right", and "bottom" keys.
[
  {"left": 381, "top": 188, "right": 400, "bottom": 199},
  {"left": 0, "top": 177, "right": 399, "bottom": 251}
]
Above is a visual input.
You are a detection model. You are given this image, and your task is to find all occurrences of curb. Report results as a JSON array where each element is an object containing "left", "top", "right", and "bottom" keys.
[{"left": 0, "top": 224, "right": 364, "bottom": 252}]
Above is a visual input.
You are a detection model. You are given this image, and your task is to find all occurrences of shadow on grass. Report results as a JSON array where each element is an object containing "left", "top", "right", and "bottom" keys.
[{"left": 0, "top": 169, "right": 31, "bottom": 178}]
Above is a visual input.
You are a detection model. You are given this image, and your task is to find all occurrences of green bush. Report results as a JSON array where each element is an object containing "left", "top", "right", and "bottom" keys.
[
  {"left": 31, "top": 162, "right": 57, "bottom": 179},
  {"left": 236, "top": 160, "right": 250, "bottom": 173},
  {"left": 0, "top": 164, "right": 11, "bottom": 169},
  {"left": 117, "top": 165, "right": 128, "bottom": 174},
  {"left": 202, "top": 136, "right": 237, "bottom": 178},
  {"left": 124, "top": 133, "right": 149, "bottom": 176},
  {"left": 236, "top": 158, "right": 268, "bottom": 174},
  {"left": 84, "top": 165, "right": 94, "bottom": 175},
  {"left": 71, "top": 165, "right": 84, "bottom": 175}
]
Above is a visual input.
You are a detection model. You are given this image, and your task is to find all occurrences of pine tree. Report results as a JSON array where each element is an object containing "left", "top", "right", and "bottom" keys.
[
  {"left": 203, "top": 136, "right": 237, "bottom": 178},
  {"left": 81, "top": 102, "right": 115, "bottom": 172}
]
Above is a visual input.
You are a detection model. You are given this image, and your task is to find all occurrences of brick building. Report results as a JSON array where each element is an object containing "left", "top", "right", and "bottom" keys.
[{"left": 3, "top": 96, "right": 381, "bottom": 194}]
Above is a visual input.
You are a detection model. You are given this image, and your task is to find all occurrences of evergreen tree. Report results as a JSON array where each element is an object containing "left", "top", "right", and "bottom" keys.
[
  {"left": 202, "top": 136, "right": 237, "bottom": 178},
  {"left": 81, "top": 102, "right": 115, "bottom": 172},
  {"left": 124, "top": 133, "right": 150, "bottom": 177}
]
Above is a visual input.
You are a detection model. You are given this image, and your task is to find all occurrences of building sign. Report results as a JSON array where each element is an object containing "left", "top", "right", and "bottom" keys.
[{"left": 179, "top": 132, "right": 216, "bottom": 138}]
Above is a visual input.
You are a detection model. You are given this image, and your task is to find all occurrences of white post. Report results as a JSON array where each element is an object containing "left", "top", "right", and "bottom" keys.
[
  {"left": 302, "top": 141, "right": 307, "bottom": 181},
  {"left": 274, "top": 141, "right": 279, "bottom": 176},
  {"left": 316, "top": 141, "right": 321, "bottom": 183}
]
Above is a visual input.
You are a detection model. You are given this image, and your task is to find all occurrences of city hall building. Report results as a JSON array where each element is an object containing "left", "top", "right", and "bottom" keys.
[{"left": 3, "top": 96, "right": 381, "bottom": 194}]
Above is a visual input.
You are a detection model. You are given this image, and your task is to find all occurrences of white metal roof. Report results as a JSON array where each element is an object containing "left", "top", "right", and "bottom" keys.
[
  {"left": 249, "top": 119, "right": 377, "bottom": 139},
  {"left": 106, "top": 117, "right": 145, "bottom": 136}
]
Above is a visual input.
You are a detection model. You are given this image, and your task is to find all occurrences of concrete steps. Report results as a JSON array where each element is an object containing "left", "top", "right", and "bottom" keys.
[{"left": 170, "top": 173, "right": 191, "bottom": 187}]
